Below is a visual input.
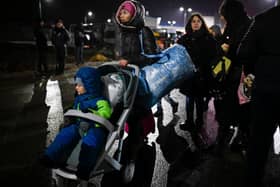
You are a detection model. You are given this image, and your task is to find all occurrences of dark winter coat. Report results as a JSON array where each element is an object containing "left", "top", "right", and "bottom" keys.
[
  {"left": 51, "top": 27, "right": 69, "bottom": 48},
  {"left": 115, "top": 0, "right": 159, "bottom": 68},
  {"left": 177, "top": 31, "right": 219, "bottom": 96},
  {"left": 215, "top": 0, "right": 253, "bottom": 122},
  {"left": 238, "top": 5, "right": 280, "bottom": 93},
  {"left": 219, "top": 0, "right": 252, "bottom": 71}
]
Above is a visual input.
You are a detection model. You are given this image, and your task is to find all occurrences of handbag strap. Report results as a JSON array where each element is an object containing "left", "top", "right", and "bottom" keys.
[
  {"left": 236, "top": 17, "right": 255, "bottom": 55},
  {"left": 139, "top": 29, "right": 165, "bottom": 58}
]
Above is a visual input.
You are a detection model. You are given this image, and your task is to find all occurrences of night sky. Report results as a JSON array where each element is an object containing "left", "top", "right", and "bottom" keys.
[{"left": 0, "top": 0, "right": 276, "bottom": 27}]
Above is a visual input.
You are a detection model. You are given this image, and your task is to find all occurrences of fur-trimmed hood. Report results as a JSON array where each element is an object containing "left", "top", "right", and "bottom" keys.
[{"left": 115, "top": 0, "right": 145, "bottom": 30}]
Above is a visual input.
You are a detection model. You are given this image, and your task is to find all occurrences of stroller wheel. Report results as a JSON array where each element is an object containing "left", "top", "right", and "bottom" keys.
[{"left": 122, "top": 160, "right": 135, "bottom": 183}]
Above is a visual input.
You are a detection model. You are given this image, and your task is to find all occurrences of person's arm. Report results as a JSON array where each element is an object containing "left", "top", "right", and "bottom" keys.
[
  {"left": 86, "top": 100, "right": 112, "bottom": 119},
  {"left": 94, "top": 100, "right": 112, "bottom": 119}
]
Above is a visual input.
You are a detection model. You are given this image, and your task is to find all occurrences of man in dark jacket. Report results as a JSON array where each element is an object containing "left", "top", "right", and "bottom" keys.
[
  {"left": 238, "top": 1, "right": 280, "bottom": 186},
  {"left": 52, "top": 18, "right": 70, "bottom": 74}
]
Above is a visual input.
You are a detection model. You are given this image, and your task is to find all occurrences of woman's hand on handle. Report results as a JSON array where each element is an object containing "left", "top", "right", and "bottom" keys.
[{"left": 119, "top": 59, "right": 128, "bottom": 67}]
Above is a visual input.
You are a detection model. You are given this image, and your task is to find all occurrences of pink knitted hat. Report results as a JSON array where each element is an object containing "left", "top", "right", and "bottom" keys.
[{"left": 120, "top": 1, "right": 136, "bottom": 17}]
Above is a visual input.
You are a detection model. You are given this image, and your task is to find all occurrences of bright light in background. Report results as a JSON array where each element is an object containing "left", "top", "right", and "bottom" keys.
[
  {"left": 179, "top": 7, "right": 184, "bottom": 12},
  {"left": 204, "top": 16, "right": 215, "bottom": 27},
  {"left": 156, "top": 17, "right": 162, "bottom": 26},
  {"left": 146, "top": 10, "right": 150, "bottom": 16},
  {"left": 179, "top": 6, "right": 192, "bottom": 27},
  {"left": 107, "top": 18, "right": 112, "bottom": 23},
  {"left": 85, "top": 34, "right": 90, "bottom": 41},
  {"left": 88, "top": 11, "right": 93, "bottom": 17},
  {"left": 167, "top": 20, "right": 176, "bottom": 25}
]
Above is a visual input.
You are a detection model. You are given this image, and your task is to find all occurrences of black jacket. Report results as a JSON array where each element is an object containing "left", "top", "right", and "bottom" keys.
[
  {"left": 219, "top": 0, "right": 252, "bottom": 68},
  {"left": 51, "top": 27, "right": 70, "bottom": 48},
  {"left": 177, "top": 31, "right": 220, "bottom": 95},
  {"left": 238, "top": 5, "right": 280, "bottom": 93},
  {"left": 177, "top": 31, "right": 219, "bottom": 77}
]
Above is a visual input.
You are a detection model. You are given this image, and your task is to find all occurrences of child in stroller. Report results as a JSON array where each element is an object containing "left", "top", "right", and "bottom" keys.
[
  {"left": 40, "top": 66, "right": 112, "bottom": 185},
  {"left": 41, "top": 63, "right": 141, "bottom": 186}
]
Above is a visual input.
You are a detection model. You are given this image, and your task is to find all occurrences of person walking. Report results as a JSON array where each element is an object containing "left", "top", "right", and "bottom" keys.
[
  {"left": 177, "top": 12, "right": 220, "bottom": 149},
  {"left": 237, "top": 0, "right": 280, "bottom": 186},
  {"left": 51, "top": 18, "right": 70, "bottom": 75},
  {"left": 214, "top": 0, "right": 253, "bottom": 156},
  {"left": 115, "top": 0, "right": 158, "bottom": 175}
]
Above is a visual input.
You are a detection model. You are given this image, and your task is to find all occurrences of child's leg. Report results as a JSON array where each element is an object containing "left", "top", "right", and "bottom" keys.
[
  {"left": 45, "top": 124, "right": 80, "bottom": 166},
  {"left": 77, "top": 127, "right": 108, "bottom": 180}
]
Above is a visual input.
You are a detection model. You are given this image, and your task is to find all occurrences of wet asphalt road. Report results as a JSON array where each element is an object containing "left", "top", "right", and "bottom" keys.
[{"left": 1, "top": 62, "right": 280, "bottom": 187}]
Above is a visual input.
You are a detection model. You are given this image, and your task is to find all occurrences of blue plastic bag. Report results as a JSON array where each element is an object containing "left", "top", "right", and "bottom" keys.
[{"left": 137, "top": 44, "right": 195, "bottom": 108}]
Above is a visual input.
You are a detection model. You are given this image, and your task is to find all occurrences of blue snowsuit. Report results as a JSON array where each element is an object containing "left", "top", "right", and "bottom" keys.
[{"left": 45, "top": 67, "right": 112, "bottom": 180}]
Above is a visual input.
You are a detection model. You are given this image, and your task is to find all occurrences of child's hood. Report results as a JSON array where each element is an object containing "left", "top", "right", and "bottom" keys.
[
  {"left": 115, "top": 0, "right": 145, "bottom": 30},
  {"left": 74, "top": 67, "right": 102, "bottom": 97}
]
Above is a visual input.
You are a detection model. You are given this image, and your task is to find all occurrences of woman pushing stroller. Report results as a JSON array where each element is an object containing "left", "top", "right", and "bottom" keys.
[{"left": 115, "top": 0, "right": 159, "bottom": 167}]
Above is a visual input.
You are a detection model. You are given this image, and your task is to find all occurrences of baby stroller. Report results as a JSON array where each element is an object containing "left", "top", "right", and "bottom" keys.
[{"left": 51, "top": 62, "right": 140, "bottom": 187}]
